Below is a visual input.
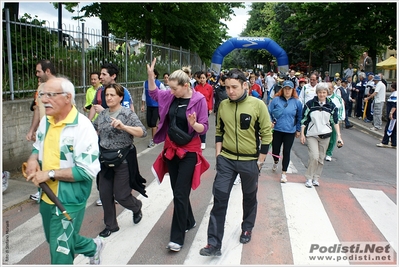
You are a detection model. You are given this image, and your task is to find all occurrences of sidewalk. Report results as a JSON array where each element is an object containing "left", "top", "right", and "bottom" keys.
[
  {"left": 2, "top": 114, "right": 388, "bottom": 211},
  {"left": 347, "top": 116, "right": 385, "bottom": 139}
]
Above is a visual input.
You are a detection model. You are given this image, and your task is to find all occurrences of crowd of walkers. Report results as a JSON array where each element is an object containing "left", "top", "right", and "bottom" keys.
[{"left": 16, "top": 52, "right": 396, "bottom": 264}]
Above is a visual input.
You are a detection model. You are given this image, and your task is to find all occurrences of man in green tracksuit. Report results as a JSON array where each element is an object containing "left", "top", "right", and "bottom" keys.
[
  {"left": 25, "top": 77, "right": 103, "bottom": 264},
  {"left": 200, "top": 69, "right": 273, "bottom": 257}
]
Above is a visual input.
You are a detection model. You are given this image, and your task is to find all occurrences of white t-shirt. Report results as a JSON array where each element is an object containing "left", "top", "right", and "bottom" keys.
[
  {"left": 299, "top": 83, "right": 317, "bottom": 106},
  {"left": 266, "top": 76, "right": 276, "bottom": 92},
  {"left": 374, "top": 81, "right": 386, "bottom": 103}
]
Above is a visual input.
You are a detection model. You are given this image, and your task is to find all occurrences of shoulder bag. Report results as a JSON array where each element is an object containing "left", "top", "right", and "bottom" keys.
[{"left": 100, "top": 145, "right": 131, "bottom": 168}]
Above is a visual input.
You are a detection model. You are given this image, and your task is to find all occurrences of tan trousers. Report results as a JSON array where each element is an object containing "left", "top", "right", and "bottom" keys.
[{"left": 305, "top": 136, "right": 330, "bottom": 181}]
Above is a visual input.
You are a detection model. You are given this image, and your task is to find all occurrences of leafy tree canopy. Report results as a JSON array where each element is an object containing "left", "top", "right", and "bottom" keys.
[
  {"left": 63, "top": 2, "right": 244, "bottom": 64},
  {"left": 240, "top": 2, "right": 396, "bottom": 72}
]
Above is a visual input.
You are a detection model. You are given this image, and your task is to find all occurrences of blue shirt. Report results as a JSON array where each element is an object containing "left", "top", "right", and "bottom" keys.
[
  {"left": 92, "top": 85, "right": 133, "bottom": 109},
  {"left": 268, "top": 96, "right": 302, "bottom": 133}
]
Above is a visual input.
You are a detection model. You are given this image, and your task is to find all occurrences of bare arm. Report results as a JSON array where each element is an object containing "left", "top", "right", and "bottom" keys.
[
  {"left": 334, "top": 123, "right": 343, "bottom": 146},
  {"left": 389, "top": 107, "right": 397, "bottom": 120},
  {"left": 26, "top": 107, "right": 40, "bottom": 141},
  {"left": 88, "top": 105, "right": 96, "bottom": 121},
  {"left": 146, "top": 58, "right": 157, "bottom": 91}
]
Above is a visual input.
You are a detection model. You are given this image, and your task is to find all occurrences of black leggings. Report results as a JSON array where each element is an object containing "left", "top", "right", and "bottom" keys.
[{"left": 272, "top": 130, "right": 296, "bottom": 172}]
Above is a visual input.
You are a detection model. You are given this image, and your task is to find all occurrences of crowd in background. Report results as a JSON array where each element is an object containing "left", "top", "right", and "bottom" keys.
[{"left": 2, "top": 52, "right": 396, "bottom": 262}]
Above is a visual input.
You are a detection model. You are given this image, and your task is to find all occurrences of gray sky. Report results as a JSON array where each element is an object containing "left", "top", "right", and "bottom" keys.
[{"left": 11, "top": 2, "right": 251, "bottom": 38}]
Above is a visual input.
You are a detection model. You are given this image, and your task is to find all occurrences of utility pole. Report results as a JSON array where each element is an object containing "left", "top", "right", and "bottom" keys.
[{"left": 58, "top": 3, "right": 63, "bottom": 47}]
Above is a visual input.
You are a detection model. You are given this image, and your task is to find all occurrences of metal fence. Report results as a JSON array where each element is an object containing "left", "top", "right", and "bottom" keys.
[{"left": 2, "top": 8, "right": 205, "bottom": 101}]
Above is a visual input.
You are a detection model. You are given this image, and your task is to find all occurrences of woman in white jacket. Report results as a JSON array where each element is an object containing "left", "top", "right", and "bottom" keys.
[{"left": 300, "top": 82, "right": 344, "bottom": 188}]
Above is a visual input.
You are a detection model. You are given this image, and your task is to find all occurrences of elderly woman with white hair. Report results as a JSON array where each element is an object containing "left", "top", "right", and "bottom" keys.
[{"left": 300, "top": 82, "right": 344, "bottom": 188}]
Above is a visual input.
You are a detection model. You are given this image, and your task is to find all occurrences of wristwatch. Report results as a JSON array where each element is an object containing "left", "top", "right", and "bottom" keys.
[{"left": 48, "top": 170, "right": 56, "bottom": 182}]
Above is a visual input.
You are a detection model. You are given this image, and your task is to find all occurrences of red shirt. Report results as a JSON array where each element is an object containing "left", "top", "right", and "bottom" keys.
[
  {"left": 195, "top": 83, "right": 213, "bottom": 112},
  {"left": 250, "top": 83, "right": 262, "bottom": 98}
]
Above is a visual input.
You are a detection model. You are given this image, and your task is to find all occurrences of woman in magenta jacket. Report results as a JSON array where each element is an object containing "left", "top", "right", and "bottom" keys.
[{"left": 147, "top": 58, "right": 210, "bottom": 252}]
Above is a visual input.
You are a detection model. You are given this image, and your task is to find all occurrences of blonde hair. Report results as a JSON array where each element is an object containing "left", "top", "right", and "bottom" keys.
[
  {"left": 169, "top": 70, "right": 191, "bottom": 86},
  {"left": 181, "top": 66, "right": 192, "bottom": 77}
]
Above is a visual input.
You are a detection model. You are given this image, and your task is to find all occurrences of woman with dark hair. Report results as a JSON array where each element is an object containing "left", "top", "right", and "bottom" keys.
[
  {"left": 147, "top": 58, "right": 210, "bottom": 252},
  {"left": 93, "top": 83, "right": 148, "bottom": 238},
  {"left": 194, "top": 71, "right": 214, "bottom": 149},
  {"left": 268, "top": 80, "right": 302, "bottom": 183}
]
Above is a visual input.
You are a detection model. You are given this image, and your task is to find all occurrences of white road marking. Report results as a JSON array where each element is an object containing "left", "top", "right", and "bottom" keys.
[
  {"left": 350, "top": 188, "right": 398, "bottom": 252},
  {"left": 281, "top": 183, "right": 348, "bottom": 265},
  {"left": 185, "top": 181, "right": 243, "bottom": 265}
]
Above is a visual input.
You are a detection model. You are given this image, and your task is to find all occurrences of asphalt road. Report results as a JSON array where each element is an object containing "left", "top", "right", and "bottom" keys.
[
  {"left": 2, "top": 114, "right": 397, "bottom": 265},
  {"left": 290, "top": 119, "right": 397, "bottom": 187}
]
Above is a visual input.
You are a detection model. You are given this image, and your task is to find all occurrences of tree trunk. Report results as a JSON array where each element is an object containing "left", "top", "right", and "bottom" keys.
[
  {"left": 58, "top": 3, "right": 63, "bottom": 48},
  {"left": 369, "top": 48, "right": 377, "bottom": 74},
  {"left": 101, "top": 20, "right": 110, "bottom": 60}
]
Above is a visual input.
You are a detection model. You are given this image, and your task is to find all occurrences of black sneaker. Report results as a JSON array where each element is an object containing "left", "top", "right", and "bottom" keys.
[
  {"left": 99, "top": 227, "right": 120, "bottom": 238},
  {"left": 133, "top": 209, "right": 142, "bottom": 224},
  {"left": 240, "top": 231, "right": 252, "bottom": 244},
  {"left": 199, "top": 244, "right": 221, "bottom": 256}
]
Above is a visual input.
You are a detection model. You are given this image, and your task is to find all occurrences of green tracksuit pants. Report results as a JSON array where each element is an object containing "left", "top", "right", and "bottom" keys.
[
  {"left": 39, "top": 201, "right": 96, "bottom": 264},
  {"left": 326, "top": 125, "right": 337, "bottom": 157}
]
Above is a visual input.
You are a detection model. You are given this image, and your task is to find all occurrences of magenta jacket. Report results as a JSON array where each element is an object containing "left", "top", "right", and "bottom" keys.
[{"left": 149, "top": 87, "right": 209, "bottom": 144}]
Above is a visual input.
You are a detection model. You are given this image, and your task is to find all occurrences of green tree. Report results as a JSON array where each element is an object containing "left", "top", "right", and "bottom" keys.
[
  {"left": 72, "top": 3, "right": 244, "bottom": 64},
  {"left": 240, "top": 2, "right": 277, "bottom": 68},
  {"left": 286, "top": 2, "right": 396, "bottom": 71},
  {"left": 241, "top": 2, "right": 396, "bottom": 73}
]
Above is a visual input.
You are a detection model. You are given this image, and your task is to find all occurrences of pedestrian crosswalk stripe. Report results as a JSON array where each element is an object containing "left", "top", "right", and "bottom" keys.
[
  {"left": 5, "top": 213, "right": 44, "bottom": 264},
  {"left": 185, "top": 183, "right": 243, "bottom": 265},
  {"left": 350, "top": 188, "right": 398, "bottom": 252},
  {"left": 4, "top": 176, "right": 397, "bottom": 265},
  {"left": 74, "top": 176, "right": 174, "bottom": 265},
  {"left": 281, "top": 183, "right": 349, "bottom": 265}
]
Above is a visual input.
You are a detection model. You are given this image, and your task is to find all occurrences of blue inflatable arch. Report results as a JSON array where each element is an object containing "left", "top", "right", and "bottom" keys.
[{"left": 210, "top": 37, "right": 289, "bottom": 74}]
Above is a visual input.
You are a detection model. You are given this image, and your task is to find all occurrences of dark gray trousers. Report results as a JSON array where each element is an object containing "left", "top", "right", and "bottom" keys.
[
  {"left": 207, "top": 155, "right": 259, "bottom": 249},
  {"left": 99, "top": 162, "right": 142, "bottom": 230}
]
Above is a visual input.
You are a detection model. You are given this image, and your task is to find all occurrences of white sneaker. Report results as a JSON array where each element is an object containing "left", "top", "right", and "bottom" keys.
[
  {"left": 234, "top": 174, "right": 241, "bottom": 185},
  {"left": 148, "top": 139, "right": 155, "bottom": 148},
  {"left": 166, "top": 241, "right": 182, "bottom": 252},
  {"left": 89, "top": 237, "right": 104, "bottom": 265},
  {"left": 305, "top": 179, "right": 313, "bottom": 188},
  {"left": 201, "top": 143, "right": 206, "bottom": 150},
  {"left": 30, "top": 191, "right": 40, "bottom": 201},
  {"left": 312, "top": 180, "right": 320, "bottom": 187},
  {"left": 376, "top": 143, "right": 390, "bottom": 148},
  {"left": 2, "top": 171, "right": 10, "bottom": 192},
  {"left": 272, "top": 162, "right": 278, "bottom": 171},
  {"left": 280, "top": 174, "right": 287, "bottom": 183},
  {"left": 325, "top": 155, "right": 332, "bottom": 161},
  {"left": 96, "top": 198, "right": 102, "bottom": 206}
]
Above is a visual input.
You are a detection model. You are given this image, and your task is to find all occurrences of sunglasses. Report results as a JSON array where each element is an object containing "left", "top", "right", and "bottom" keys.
[{"left": 226, "top": 72, "right": 247, "bottom": 82}]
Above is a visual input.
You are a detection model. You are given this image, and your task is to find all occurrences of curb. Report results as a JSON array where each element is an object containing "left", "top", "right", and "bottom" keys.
[{"left": 348, "top": 117, "right": 384, "bottom": 140}]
